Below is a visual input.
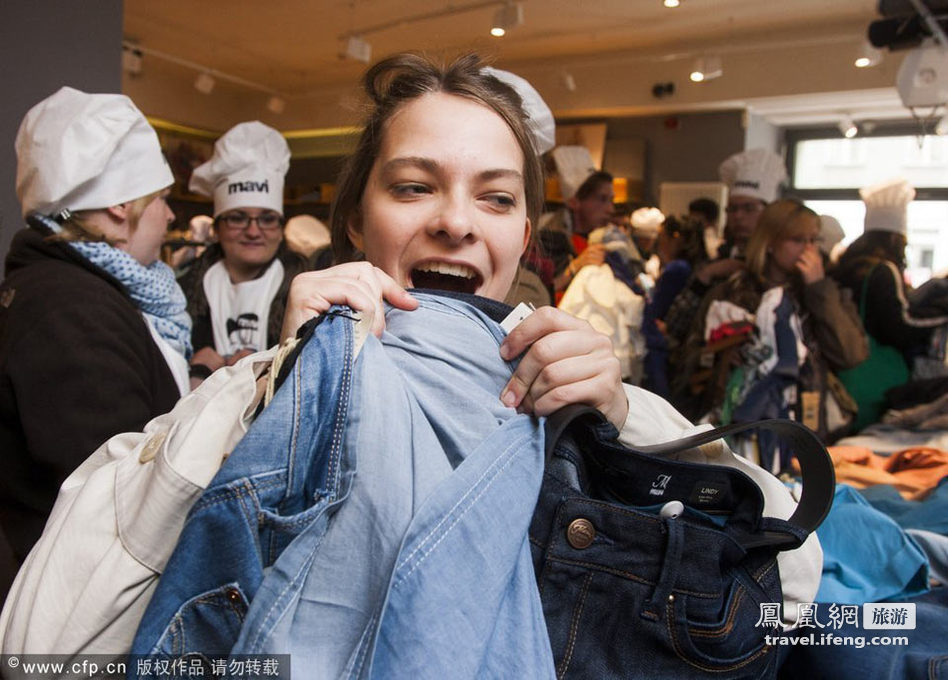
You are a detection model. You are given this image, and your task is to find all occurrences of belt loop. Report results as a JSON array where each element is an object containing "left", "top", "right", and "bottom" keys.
[{"left": 641, "top": 516, "right": 684, "bottom": 621}]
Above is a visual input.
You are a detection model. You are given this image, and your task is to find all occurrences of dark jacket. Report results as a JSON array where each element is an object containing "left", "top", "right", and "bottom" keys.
[
  {"left": 178, "top": 242, "right": 309, "bottom": 354},
  {"left": 0, "top": 220, "right": 180, "bottom": 575},
  {"left": 833, "top": 256, "right": 947, "bottom": 355}
]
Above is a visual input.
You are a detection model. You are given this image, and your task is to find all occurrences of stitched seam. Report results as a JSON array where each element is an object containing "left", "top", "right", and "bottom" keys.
[
  {"left": 246, "top": 523, "right": 324, "bottom": 652},
  {"left": 286, "top": 336, "right": 302, "bottom": 497},
  {"left": 326, "top": 318, "right": 353, "bottom": 500},
  {"left": 667, "top": 598, "right": 770, "bottom": 673},
  {"left": 395, "top": 432, "right": 526, "bottom": 573},
  {"left": 394, "top": 434, "right": 525, "bottom": 584},
  {"left": 557, "top": 571, "right": 592, "bottom": 679},
  {"left": 193, "top": 475, "right": 283, "bottom": 511},
  {"left": 546, "top": 556, "right": 719, "bottom": 598},
  {"left": 688, "top": 587, "right": 745, "bottom": 638}
]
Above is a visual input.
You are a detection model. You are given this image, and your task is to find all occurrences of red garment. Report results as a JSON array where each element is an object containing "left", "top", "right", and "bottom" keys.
[{"left": 707, "top": 321, "right": 756, "bottom": 345}]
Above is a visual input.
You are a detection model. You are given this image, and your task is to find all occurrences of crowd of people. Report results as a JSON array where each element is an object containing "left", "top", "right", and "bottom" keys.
[{"left": 1, "top": 51, "right": 947, "bottom": 677}]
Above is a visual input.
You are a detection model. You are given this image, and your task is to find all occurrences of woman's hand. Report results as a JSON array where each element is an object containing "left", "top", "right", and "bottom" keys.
[
  {"left": 498, "top": 306, "right": 629, "bottom": 430},
  {"left": 796, "top": 247, "right": 825, "bottom": 285},
  {"left": 191, "top": 346, "right": 226, "bottom": 372},
  {"left": 280, "top": 262, "right": 418, "bottom": 343}
]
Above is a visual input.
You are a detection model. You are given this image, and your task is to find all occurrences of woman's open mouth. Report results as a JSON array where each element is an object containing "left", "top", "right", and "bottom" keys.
[{"left": 410, "top": 262, "right": 482, "bottom": 295}]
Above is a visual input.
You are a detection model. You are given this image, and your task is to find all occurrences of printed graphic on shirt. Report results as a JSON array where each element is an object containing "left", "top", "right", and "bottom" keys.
[{"left": 226, "top": 313, "right": 260, "bottom": 349}]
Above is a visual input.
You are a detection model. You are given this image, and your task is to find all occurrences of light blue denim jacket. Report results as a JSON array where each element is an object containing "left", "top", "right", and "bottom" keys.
[{"left": 131, "top": 292, "right": 554, "bottom": 679}]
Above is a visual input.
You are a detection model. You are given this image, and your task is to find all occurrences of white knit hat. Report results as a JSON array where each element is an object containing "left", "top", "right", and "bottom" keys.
[
  {"left": 15, "top": 86, "right": 173, "bottom": 218},
  {"left": 189, "top": 121, "right": 290, "bottom": 217},
  {"left": 630, "top": 207, "right": 665, "bottom": 237},
  {"left": 551, "top": 145, "right": 598, "bottom": 201},
  {"left": 718, "top": 148, "right": 787, "bottom": 203},
  {"left": 818, "top": 214, "right": 845, "bottom": 255},
  {"left": 284, "top": 214, "right": 330, "bottom": 257},
  {"left": 482, "top": 67, "right": 556, "bottom": 155},
  {"left": 860, "top": 178, "right": 915, "bottom": 235}
]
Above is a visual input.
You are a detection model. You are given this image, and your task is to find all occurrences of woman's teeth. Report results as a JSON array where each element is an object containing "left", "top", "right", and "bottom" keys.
[{"left": 415, "top": 262, "right": 476, "bottom": 279}]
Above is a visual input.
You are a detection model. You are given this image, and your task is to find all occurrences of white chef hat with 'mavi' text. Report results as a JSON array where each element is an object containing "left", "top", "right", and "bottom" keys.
[
  {"left": 189, "top": 121, "right": 290, "bottom": 217},
  {"left": 718, "top": 148, "right": 787, "bottom": 204}
]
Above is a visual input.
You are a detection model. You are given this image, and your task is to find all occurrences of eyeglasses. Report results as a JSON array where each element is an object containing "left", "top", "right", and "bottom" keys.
[
  {"left": 786, "top": 235, "right": 824, "bottom": 246},
  {"left": 725, "top": 202, "right": 764, "bottom": 215},
  {"left": 218, "top": 211, "right": 284, "bottom": 232}
]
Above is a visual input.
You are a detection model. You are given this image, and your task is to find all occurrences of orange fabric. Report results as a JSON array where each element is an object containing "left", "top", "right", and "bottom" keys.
[{"left": 823, "top": 445, "right": 948, "bottom": 500}]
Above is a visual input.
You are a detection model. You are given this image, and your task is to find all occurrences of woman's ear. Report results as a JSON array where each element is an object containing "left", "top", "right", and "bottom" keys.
[
  {"left": 521, "top": 218, "right": 532, "bottom": 254},
  {"left": 105, "top": 203, "right": 129, "bottom": 222},
  {"left": 346, "top": 211, "right": 364, "bottom": 252}
]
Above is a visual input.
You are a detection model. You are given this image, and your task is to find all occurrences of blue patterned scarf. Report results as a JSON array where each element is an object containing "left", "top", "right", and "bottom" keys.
[{"left": 34, "top": 215, "right": 193, "bottom": 359}]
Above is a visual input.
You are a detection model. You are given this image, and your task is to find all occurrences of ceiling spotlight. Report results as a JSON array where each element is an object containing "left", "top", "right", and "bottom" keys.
[
  {"left": 194, "top": 72, "right": 215, "bottom": 95},
  {"left": 689, "top": 56, "right": 722, "bottom": 82},
  {"left": 344, "top": 35, "right": 372, "bottom": 63},
  {"left": 854, "top": 41, "right": 883, "bottom": 68},
  {"left": 491, "top": 1, "right": 524, "bottom": 37},
  {"left": 838, "top": 115, "right": 858, "bottom": 138},
  {"left": 267, "top": 96, "right": 286, "bottom": 115},
  {"left": 663, "top": 0, "right": 681, "bottom": 7}
]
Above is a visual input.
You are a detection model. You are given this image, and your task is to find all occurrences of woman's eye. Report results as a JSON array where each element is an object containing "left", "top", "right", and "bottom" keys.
[
  {"left": 483, "top": 194, "right": 516, "bottom": 210},
  {"left": 391, "top": 183, "right": 430, "bottom": 197}
]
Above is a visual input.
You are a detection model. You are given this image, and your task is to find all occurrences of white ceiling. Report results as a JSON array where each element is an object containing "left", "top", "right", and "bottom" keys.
[{"left": 122, "top": 0, "right": 911, "bottom": 130}]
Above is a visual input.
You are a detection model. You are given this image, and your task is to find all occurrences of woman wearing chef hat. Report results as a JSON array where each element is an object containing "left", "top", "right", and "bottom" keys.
[
  {"left": 833, "top": 178, "right": 948, "bottom": 429},
  {"left": 0, "top": 87, "right": 190, "bottom": 580},
  {"left": 181, "top": 121, "right": 308, "bottom": 382}
]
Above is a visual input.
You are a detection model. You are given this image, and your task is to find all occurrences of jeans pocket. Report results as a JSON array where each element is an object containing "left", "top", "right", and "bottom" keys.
[
  {"left": 150, "top": 582, "right": 250, "bottom": 658},
  {"left": 666, "top": 576, "right": 777, "bottom": 677}
]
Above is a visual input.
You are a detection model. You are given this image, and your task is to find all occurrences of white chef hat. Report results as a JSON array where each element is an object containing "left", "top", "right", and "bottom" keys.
[
  {"left": 630, "top": 207, "right": 665, "bottom": 237},
  {"left": 482, "top": 66, "right": 556, "bottom": 155},
  {"left": 860, "top": 178, "right": 915, "bottom": 235},
  {"left": 189, "top": 121, "right": 290, "bottom": 217},
  {"left": 188, "top": 215, "right": 214, "bottom": 243},
  {"left": 551, "top": 145, "right": 598, "bottom": 201},
  {"left": 284, "top": 214, "right": 330, "bottom": 257},
  {"left": 718, "top": 148, "right": 787, "bottom": 203},
  {"left": 15, "top": 86, "right": 173, "bottom": 219},
  {"left": 818, "top": 214, "right": 845, "bottom": 255}
]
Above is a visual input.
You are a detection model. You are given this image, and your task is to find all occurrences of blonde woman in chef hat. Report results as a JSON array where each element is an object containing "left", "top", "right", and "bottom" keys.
[
  {"left": 0, "top": 87, "right": 190, "bottom": 581},
  {"left": 182, "top": 121, "right": 308, "bottom": 383}
]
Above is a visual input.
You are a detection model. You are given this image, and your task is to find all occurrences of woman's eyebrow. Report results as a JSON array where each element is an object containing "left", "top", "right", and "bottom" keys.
[{"left": 380, "top": 157, "right": 522, "bottom": 182}]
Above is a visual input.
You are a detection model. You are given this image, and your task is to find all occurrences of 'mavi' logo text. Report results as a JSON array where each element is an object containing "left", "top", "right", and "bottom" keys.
[{"left": 228, "top": 179, "right": 270, "bottom": 194}]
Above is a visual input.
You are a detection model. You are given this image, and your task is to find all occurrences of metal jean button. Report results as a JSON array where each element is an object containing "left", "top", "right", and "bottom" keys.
[{"left": 566, "top": 518, "right": 596, "bottom": 549}]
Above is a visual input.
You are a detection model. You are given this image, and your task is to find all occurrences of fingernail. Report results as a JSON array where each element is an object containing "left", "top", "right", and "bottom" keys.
[
  {"left": 501, "top": 387, "right": 517, "bottom": 408},
  {"left": 499, "top": 343, "right": 511, "bottom": 360}
]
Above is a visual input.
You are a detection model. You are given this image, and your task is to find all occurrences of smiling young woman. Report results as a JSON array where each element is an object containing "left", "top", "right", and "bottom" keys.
[{"left": 282, "top": 52, "right": 630, "bottom": 429}]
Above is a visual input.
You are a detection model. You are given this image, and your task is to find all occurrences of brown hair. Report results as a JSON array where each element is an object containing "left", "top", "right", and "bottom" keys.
[
  {"left": 55, "top": 191, "right": 162, "bottom": 246},
  {"left": 744, "top": 198, "right": 818, "bottom": 281},
  {"left": 330, "top": 52, "right": 545, "bottom": 263}
]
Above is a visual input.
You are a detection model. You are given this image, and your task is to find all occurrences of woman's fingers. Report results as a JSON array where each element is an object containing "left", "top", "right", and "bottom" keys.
[
  {"left": 499, "top": 306, "right": 628, "bottom": 429},
  {"left": 280, "top": 263, "right": 417, "bottom": 342}
]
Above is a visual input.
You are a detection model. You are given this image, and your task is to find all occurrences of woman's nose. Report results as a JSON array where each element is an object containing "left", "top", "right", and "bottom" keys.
[{"left": 428, "top": 193, "right": 476, "bottom": 243}]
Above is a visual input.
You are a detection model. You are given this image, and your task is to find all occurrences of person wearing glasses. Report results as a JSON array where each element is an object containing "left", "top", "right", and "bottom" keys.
[
  {"left": 181, "top": 122, "right": 308, "bottom": 385},
  {"left": 670, "top": 199, "right": 867, "bottom": 463},
  {"left": 662, "top": 149, "right": 788, "bottom": 385}
]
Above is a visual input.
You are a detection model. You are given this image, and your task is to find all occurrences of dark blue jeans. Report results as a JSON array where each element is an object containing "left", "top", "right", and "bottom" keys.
[{"left": 530, "top": 416, "right": 807, "bottom": 679}]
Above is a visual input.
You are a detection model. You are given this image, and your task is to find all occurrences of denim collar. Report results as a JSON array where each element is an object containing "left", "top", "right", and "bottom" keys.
[{"left": 410, "top": 289, "right": 513, "bottom": 324}]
